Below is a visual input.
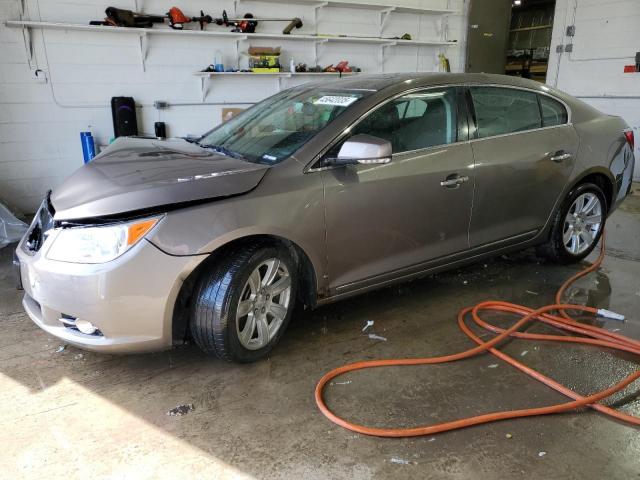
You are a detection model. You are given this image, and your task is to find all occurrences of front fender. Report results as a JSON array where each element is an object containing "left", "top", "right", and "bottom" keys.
[{"left": 146, "top": 170, "right": 327, "bottom": 293}]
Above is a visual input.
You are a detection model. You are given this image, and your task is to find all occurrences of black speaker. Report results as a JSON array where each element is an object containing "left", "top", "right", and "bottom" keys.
[
  {"left": 111, "top": 97, "right": 138, "bottom": 138},
  {"left": 154, "top": 121, "right": 167, "bottom": 139}
]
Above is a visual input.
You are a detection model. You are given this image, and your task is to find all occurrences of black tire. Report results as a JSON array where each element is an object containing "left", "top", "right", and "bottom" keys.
[
  {"left": 190, "top": 243, "right": 297, "bottom": 362},
  {"left": 537, "top": 182, "right": 607, "bottom": 264}
]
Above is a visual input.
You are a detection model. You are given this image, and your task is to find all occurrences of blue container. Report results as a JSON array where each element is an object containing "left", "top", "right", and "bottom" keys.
[
  {"left": 214, "top": 49, "right": 224, "bottom": 72},
  {"left": 80, "top": 131, "right": 96, "bottom": 163}
]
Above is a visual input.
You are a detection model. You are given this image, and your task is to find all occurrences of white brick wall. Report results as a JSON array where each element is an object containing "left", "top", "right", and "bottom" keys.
[
  {"left": 0, "top": 0, "right": 467, "bottom": 214},
  {"left": 548, "top": 0, "right": 640, "bottom": 180}
]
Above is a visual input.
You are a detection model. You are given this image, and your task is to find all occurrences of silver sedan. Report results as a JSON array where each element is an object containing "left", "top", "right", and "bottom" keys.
[{"left": 15, "top": 73, "right": 635, "bottom": 361}]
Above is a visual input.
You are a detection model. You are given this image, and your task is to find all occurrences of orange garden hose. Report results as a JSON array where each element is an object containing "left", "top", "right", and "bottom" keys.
[{"left": 315, "top": 236, "right": 640, "bottom": 437}]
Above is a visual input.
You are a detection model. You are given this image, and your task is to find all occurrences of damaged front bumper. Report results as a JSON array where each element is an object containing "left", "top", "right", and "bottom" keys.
[{"left": 15, "top": 230, "right": 194, "bottom": 354}]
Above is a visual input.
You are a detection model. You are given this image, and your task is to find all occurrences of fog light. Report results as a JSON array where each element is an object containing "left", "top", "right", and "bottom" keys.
[{"left": 75, "top": 319, "right": 97, "bottom": 335}]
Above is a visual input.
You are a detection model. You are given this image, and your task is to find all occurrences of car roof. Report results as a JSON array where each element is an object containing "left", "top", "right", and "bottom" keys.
[{"left": 316, "top": 72, "right": 550, "bottom": 93}]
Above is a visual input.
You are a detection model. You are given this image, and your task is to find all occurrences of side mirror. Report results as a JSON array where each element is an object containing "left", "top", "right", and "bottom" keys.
[{"left": 329, "top": 134, "right": 392, "bottom": 166}]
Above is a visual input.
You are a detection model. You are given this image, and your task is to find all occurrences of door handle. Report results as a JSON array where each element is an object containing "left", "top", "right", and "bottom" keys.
[
  {"left": 549, "top": 151, "right": 572, "bottom": 162},
  {"left": 440, "top": 174, "right": 469, "bottom": 188}
]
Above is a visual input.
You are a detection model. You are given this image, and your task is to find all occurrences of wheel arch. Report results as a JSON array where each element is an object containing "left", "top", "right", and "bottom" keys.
[
  {"left": 171, "top": 233, "right": 319, "bottom": 345},
  {"left": 537, "top": 167, "right": 614, "bottom": 247},
  {"left": 568, "top": 167, "right": 615, "bottom": 211}
]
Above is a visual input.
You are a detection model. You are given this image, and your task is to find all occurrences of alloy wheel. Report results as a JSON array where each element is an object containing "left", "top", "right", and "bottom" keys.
[
  {"left": 562, "top": 192, "right": 603, "bottom": 255},
  {"left": 235, "top": 258, "right": 292, "bottom": 350}
]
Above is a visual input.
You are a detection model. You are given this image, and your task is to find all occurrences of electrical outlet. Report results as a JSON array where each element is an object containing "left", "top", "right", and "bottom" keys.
[{"left": 33, "top": 69, "right": 48, "bottom": 84}]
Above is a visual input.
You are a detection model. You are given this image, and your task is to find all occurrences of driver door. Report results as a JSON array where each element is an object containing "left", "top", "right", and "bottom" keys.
[{"left": 319, "top": 87, "right": 475, "bottom": 293}]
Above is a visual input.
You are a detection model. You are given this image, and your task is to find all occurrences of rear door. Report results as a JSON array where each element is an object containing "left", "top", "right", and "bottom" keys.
[
  {"left": 319, "top": 87, "right": 475, "bottom": 291},
  {"left": 467, "top": 86, "right": 579, "bottom": 247}
]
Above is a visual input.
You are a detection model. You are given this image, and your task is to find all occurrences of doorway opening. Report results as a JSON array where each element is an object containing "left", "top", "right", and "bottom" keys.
[
  {"left": 505, "top": 0, "right": 556, "bottom": 82},
  {"left": 466, "top": 0, "right": 557, "bottom": 83}
]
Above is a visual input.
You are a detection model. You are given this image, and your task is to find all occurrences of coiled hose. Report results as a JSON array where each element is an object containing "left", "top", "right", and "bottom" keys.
[{"left": 315, "top": 237, "right": 640, "bottom": 437}]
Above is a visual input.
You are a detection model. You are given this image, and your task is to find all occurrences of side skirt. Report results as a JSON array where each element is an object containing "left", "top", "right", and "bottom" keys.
[{"left": 317, "top": 229, "right": 541, "bottom": 305}]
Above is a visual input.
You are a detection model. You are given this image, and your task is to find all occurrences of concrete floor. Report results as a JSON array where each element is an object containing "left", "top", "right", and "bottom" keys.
[{"left": 1, "top": 189, "right": 639, "bottom": 480}]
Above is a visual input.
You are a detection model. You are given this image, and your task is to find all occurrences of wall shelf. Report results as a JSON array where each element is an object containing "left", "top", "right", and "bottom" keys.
[
  {"left": 194, "top": 71, "right": 359, "bottom": 76},
  {"left": 5, "top": 21, "right": 456, "bottom": 46},
  {"left": 509, "top": 24, "right": 553, "bottom": 33},
  {"left": 238, "top": 0, "right": 458, "bottom": 16},
  {"left": 194, "top": 71, "right": 360, "bottom": 100},
  {"left": 6, "top": 2, "right": 458, "bottom": 101},
  {"left": 242, "top": 0, "right": 459, "bottom": 37}
]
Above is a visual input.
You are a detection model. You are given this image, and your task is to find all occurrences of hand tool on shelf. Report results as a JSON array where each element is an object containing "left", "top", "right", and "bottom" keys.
[
  {"left": 208, "top": 10, "right": 303, "bottom": 34},
  {"left": 91, "top": 6, "right": 303, "bottom": 34},
  {"left": 90, "top": 6, "right": 190, "bottom": 29},
  {"left": 90, "top": 7, "right": 165, "bottom": 28}
]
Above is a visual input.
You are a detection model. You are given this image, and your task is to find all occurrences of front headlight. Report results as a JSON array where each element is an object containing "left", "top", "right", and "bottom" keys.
[{"left": 46, "top": 216, "right": 161, "bottom": 264}]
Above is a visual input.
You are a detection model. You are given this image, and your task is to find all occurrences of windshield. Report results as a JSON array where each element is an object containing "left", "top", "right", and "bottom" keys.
[{"left": 198, "top": 87, "right": 371, "bottom": 164}]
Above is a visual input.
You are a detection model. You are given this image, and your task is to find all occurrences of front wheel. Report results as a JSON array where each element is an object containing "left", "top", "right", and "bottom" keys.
[
  {"left": 538, "top": 182, "right": 607, "bottom": 263},
  {"left": 190, "top": 243, "right": 297, "bottom": 362}
]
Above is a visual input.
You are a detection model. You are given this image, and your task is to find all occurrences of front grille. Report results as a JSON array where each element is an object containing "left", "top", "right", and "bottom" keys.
[{"left": 23, "top": 192, "right": 55, "bottom": 254}]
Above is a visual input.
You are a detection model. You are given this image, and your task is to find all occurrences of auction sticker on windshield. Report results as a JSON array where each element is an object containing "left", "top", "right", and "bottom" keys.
[{"left": 313, "top": 95, "right": 359, "bottom": 107}]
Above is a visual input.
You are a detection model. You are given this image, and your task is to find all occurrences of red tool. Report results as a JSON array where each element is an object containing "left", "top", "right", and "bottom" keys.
[
  {"left": 166, "top": 6, "right": 190, "bottom": 29},
  {"left": 324, "top": 61, "right": 352, "bottom": 73},
  {"left": 91, "top": 6, "right": 193, "bottom": 30},
  {"left": 209, "top": 9, "right": 303, "bottom": 34}
]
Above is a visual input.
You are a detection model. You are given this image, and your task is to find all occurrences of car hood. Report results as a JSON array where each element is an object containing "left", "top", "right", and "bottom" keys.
[{"left": 51, "top": 137, "right": 269, "bottom": 220}]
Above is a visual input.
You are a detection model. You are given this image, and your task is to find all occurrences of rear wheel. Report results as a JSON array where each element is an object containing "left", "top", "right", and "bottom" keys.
[
  {"left": 538, "top": 182, "right": 607, "bottom": 263},
  {"left": 190, "top": 243, "right": 297, "bottom": 362}
]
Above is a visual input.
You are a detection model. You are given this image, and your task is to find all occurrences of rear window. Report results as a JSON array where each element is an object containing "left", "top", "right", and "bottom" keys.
[
  {"left": 470, "top": 87, "right": 542, "bottom": 138},
  {"left": 539, "top": 95, "right": 568, "bottom": 127}
]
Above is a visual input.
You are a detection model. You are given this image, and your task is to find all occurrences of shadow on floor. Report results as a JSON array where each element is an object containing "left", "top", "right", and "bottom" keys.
[{"left": 0, "top": 207, "right": 639, "bottom": 479}]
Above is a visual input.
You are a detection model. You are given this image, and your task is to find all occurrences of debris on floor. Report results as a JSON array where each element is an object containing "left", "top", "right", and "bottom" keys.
[
  {"left": 362, "top": 320, "right": 374, "bottom": 332},
  {"left": 525, "top": 290, "right": 539, "bottom": 295},
  {"left": 505, "top": 433, "right": 513, "bottom": 439},
  {"left": 538, "top": 451, "right": 547, "bottom": 458},
  {"left": 488, "top": 364, "right": 499, "bottom": 368},
  {"left": 74, "top": 353, "right": 84, "bottom": 360},
  {"left": 55, "top": 345, "right": 67, "bottom": 353},
  {"left": 331, "top": 380, "right": 352, "bottom": 386},
  {"left": 520, "top": 350, "right": 529, "bottom": 357},
  {"left": 167, "top": 404, "right": 194, "bottom": 416},
  {"left": 368, "top": 333, "right": 387, "bottom": 342},
  {"left": 389, "top": 457, "right": 412, "bottom": 465}
]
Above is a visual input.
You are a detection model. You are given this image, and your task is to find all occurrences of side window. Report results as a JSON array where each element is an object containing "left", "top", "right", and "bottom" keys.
[
  {"left": 396, "top": 98, "right": 428, "bottom": 119},
  {"left": 470, "top": 87, "right": 542, "bottom": 138},
  {"left": 348, "top": 88, "right": 458, "bottom": 154},
  {"left": 539, "top": 95, "right": 568, "bottom": 127}
]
